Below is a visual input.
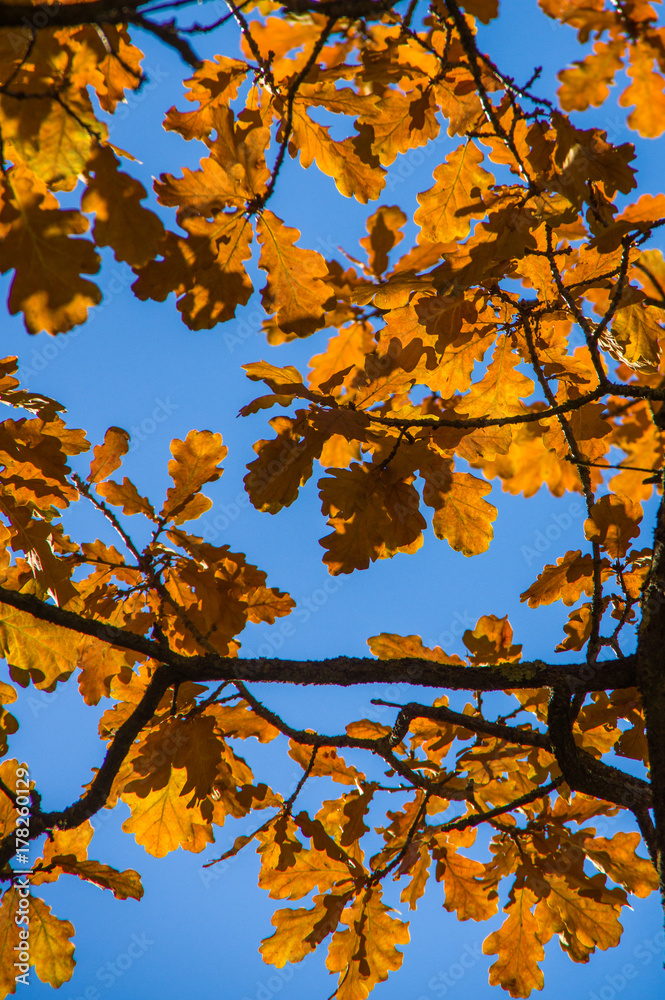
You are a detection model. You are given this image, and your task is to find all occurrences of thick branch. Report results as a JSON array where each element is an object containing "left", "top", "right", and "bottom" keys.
[
  {"left": 636, "top": 488, "right": 665, "bottom": 913},
  {"left": 0, "top": 663, "right": 176, "bottom": 873},
  {"left": 547, "top": 687, "right": 652, "bottom": 813},
  {"left": 0, "top": 582, "right": 639, "bottom": 690}
]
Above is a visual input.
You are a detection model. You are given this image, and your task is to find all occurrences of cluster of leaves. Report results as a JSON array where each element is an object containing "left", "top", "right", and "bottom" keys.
[{"left": 0, "top": 0, "right": 665, "bottom": 997}]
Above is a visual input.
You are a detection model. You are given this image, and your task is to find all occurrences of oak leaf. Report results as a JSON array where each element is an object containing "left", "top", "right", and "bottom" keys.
[
  {"left": 325, "top": 886, "right": 410, "bottom": 1000},
  {"left": 257, "top": 211, "right": 335, "bottom": 337},
  {"left": 484, "top": 887, "right": 544, "bottom": 998},
  {"left": 0, "top": 167, "right": 101, "bottom": 335},
  {"left": 161, "top": 429, "right": 226, "bottom": 521},
  {"left": 415, "top": 141, "right": 493, "bottom": 244},
  {"left": 462, "top": 614, "right": 522, "bottom": 665}
]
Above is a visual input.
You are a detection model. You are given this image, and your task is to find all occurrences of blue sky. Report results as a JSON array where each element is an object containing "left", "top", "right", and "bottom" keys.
[{"left": 2, "top": 3, "right": 665, "bottom": 999}]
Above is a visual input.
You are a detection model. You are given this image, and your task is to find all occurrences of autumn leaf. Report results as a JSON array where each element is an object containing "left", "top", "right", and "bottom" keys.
[
  {"left": 423, "top": 470, "right": 497, "bottom": 557},
  {"left": 434, "top": 840, "right": 499, "bottom": 921},
  {"left": 360, "top": 206, "right": 407, "bottom": 277},
  {"left": 0, "top": 605, "right": 77, "bottom": 689},
  {"left": 257, "top": 211, "right": 335, "bottom": 337},
  {"left": 484, "top": 887, "right": 544, "bottom": 998},
  {"left": 96, "top": 477, "right": 155, "bottom": 518},
  {"left": 462, "top": 614, "right": 522, "bottom": 665},
  {"left": 326, "top": 886, "right": 410, "bottom": 1000},
  {"left": 619, "top": 45, "right": 665, "bottom": 138},
  {"left": 584, "top": 494, "right": 642, "bottom": 559},
  {"left": 82, "top": 146, "right": 164, "bottom": 267},
  {"left": 87, "top": 426, "right": 130, "bottom": 484},
  {"left": 161, "top": 429, "right": 227, "bottom": 521},
  {"left": 368, "top": 632, "right": 465, "bottom": 665},
  {"left": 0, "top": 166, "right": 101, "bottom": 334},
  {"left": 319, "top": 463, "right": 426, "bottom": 574},
  {"left": 521, "top": 550, "right": 598, "bottom": 607},
  {"left": 415, "top": 141, "right": 493, "bottom": 244}
]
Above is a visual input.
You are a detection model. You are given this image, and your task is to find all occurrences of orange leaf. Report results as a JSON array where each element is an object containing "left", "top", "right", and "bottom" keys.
[
  {"left": 96, "top": 477, "right": 155, "bottom": 518},
  {"left": 326, "top": 886, "right": 409, "bottom": 1000},
  {"left": 257, "top": 211, "right": 334, "bottom": 337},
  {"left": 462, "top": 614, "right": 522, "bottom": 665},
  {"left": 87, "top": 426, "right": 130, "bottom": 484},
  {"left": 584, "top": 494, "right": 642, "bottom": 558},
  {"left": 521, "top": 550, "right": 597, "bottom": 607},
  {"left": 415, "top": 141, "right": 493, "bottom": 244},
  {"left": 620, "top": 44, "right": 665, "bottom": 138},
  {"left": 360, "top": 206, "right": 407, "bottom": 277},
  {"left": 484, "top": 887, "right": 544, "bottom": 998},
  {"left": 161, "top": 430, "right": 227, "bottom": 521},
  {"left": 0, "top": 167, "right": 100, "bottom": 335},
  {"left": 368, "top": 632, "right": 465, "bottom": 665}
]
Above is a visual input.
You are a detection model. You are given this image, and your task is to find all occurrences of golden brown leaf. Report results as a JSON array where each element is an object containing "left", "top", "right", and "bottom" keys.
[
  {"left": 161, "top": 429, "right": 227, "bottom": 521},
  {"left": 257, "top": 211, "right": 334, "bottom": 337},
  {"left": 326, "top": 886, "right": 410, "bottom": 1000},
  {"left": 82, "top": 146, "right": 164, "bottom": 267},
  {"left": 368, "top": 632, "right": 465, "bottom": 665},
  {"left": 0, "top": 167, "right": 101, "bottom": 335},
  {"left": 415, "top": 141, "right": 493, "bottom": 244},
  {"left": 584, "top": 494, "right": 642, "bottom": 558},
  {"left": 87, "top": 426, "right": 130, "bottom": 485},
  {"left": 484, "top": 887, "right": 544, "bottom": 998},
  {"left": 462, "top": 614, "right": 522, "bottom": 665}
]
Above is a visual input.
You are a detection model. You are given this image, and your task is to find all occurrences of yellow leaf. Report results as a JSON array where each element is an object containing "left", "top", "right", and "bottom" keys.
[
  {"left": 0, "top": 605, "right": 77, "bottom": 689},
  {"left": 484, "top": 887, "right": 544, "bottom": 998},
  {"left": 121, "top": 756, "right": 214, "bottom": 858},
  {"left": 326, "top": 886, "right": 409, "bottom": 999},
  {"left": 415, "top": 141, "right": 493, "bottom": 244},
  {"left": 87, "top": 426, "right": 130, "bottom": 484},
  {"left": 161, "top": 429, "right": 227, "bottom": 520},
  {"left": 260, "top": 892, "right": 350, "bottom": 967},
  {"left": 606, "top": 299, "right": 662, "bottom": 372},
  {"left": 368, "top": 632, "right": 465, "bottom": 665},
  {"left": 0, "top": 166, "right": 101, "bottom": 335},
  {"left": 257, "top": 211, "right": 334, "bottom": 337},
  {"left": 26, "top": 894, "right": 75, "bottom": 988},
  {"left": 0, "top": 888, "right": 22, "bottom": 997},
  {"left": 584, "top": 494, "right": 642, "bottom": 558}
]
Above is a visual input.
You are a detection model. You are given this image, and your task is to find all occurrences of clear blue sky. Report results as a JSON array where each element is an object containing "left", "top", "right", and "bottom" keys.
[{"left": 3, "top": 3, "right": 665, "bottom": 999}]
